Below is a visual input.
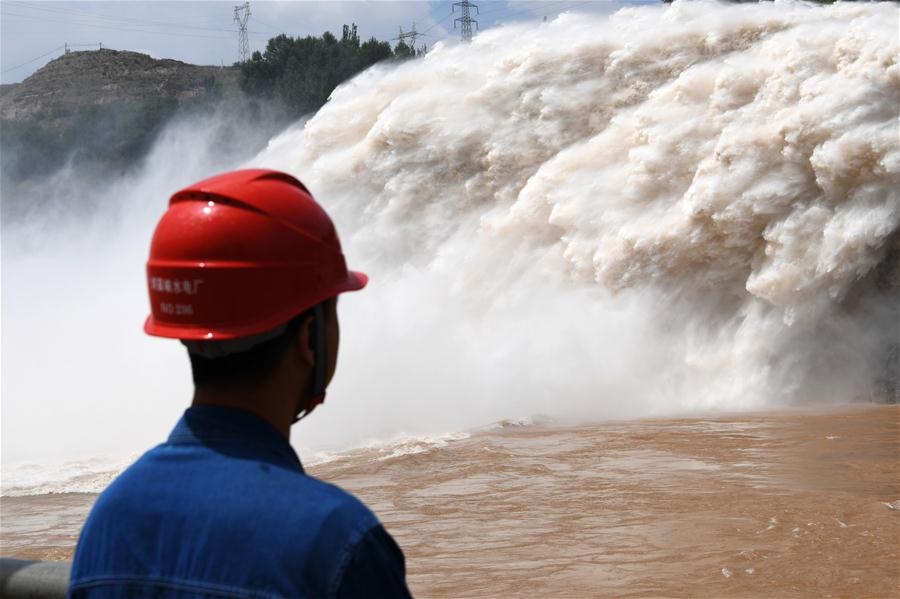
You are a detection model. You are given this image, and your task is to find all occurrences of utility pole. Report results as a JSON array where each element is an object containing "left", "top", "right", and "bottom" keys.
[
  {"left": 233, "top": 1, "right": 251, "bottom": 62},
  {"left": 453, "top": 0, "right": 478, "bottom": 43}
]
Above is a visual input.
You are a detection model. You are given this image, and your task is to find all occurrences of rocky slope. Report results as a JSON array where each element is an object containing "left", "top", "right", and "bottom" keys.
[{"left": 0, "top": 49, "right": 241, "bottom": 129}]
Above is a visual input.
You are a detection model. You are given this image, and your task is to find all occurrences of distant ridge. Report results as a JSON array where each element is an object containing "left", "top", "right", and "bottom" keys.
[
  {"left": 0, "top": 49, "right": 240, "bottom": 129},
  {"left": 0, "top": 48, "right": 252, "bottom": 185}
]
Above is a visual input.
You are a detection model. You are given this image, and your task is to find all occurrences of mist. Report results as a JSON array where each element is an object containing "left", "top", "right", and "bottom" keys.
[
  {"left": 3, "top": 0, "right": 898, "bottom": 492},
  {"left": 1, "top": 106, "right": 290, "bottom": 468}
]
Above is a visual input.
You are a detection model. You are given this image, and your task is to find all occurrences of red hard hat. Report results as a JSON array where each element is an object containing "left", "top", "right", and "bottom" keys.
[{"left": 144, "top": 169, "right": 367, "bottom": 341}]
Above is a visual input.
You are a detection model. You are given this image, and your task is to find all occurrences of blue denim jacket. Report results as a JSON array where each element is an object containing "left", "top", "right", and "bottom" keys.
[{"left": 69, "top": 406, "right": 412, "bottom": 598}]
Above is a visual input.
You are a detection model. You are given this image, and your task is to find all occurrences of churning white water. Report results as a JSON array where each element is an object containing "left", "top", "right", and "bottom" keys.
[{"left": 2, "top": 1, "right": 898, "bottom": 492}]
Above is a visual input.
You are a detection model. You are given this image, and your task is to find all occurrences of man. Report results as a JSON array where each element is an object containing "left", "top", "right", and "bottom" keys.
[{"left": 69, "top": 169, "right": 413, "bottom": 598}]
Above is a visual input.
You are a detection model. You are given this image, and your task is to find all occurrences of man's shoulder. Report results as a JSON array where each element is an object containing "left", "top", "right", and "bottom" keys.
[
  {"left": 73, "top": 423, "right": 396, "bottom": 599},
  {"left": 76, "top": 444, "right": 383, "bottom": 594},
  {"left": 92, "top": 441, "right": 378, "bottom": 533},
  {"left": 275, "top": 470, "right": 381, "bottom": 544},
  {"left": 86, "top": 445, "right": 166, "bottom": 510}
]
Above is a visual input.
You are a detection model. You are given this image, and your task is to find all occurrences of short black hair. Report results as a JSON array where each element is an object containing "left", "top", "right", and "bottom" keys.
[{"left": 188, "top": 312, "right": 308, "bottom": 388}]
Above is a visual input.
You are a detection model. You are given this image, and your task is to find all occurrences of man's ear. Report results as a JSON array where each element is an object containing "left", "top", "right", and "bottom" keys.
[{"left": 293, "top": 314, "right": 316, "bottom": 368}]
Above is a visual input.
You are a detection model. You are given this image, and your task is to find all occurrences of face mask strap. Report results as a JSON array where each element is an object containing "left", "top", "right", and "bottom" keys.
[
  {"left": 311, "top": 303, "right": 326, "bottom": 397},
  {"left": 293, "top": 303, "right": 327, "bottom": 424}
]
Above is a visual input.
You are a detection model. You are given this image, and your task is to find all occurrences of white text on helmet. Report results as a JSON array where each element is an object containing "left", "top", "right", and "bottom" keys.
[{"left": 150, "top": 278, "right": 204, "bottom": 295}]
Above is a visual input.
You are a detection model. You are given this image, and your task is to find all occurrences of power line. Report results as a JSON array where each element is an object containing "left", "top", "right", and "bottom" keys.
[
  {"left": 0, "top": 9, "right": 273, "bottom": 40},
  {"left": 414, "top": 1, "right": 569, "bottom": 42},
  {"left": 247, "top": 15, "right": 281, "bottom": 32},
  {"left": 0, "top": 10, "right": 242, "bottom": 40},
  {"left": 3, "top": 1, "right": 238, "bottom": 34},
  {"left": 64, "top": 43, "right": 104, "bottom": 55},
  {"left": 443, "top": 0, "right": 624, "bottom": 31},
  {"left": 473, "top": 0, "right": 564, "bottom": 18},
  {"left": 1, "top": 3, "right": 277, "bottom": 37},
  {"left": 1, "top": 45, "right": 64, "bottom": 74},
  {"left": 1, "top": 0, "right": 620, "bottom": 76},
  {"left": 475, "top": 0, "right": 591, "bottom": 21},
  {"left": 420, "top": 12, "right": 454, "bottom": 36}
]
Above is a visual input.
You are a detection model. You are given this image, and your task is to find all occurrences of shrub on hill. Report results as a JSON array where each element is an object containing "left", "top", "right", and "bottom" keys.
[{"left": 239, "top": 24, "right": 415, "bottom": 118}]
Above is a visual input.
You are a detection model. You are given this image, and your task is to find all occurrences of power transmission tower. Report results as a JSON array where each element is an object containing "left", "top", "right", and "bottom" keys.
[
  {"left": 453, "top": 1, "right": 478, "bottom": 43},
  {"left": 397, "top": 23, "right": 420, "bottom": 48},
  {"left": 395, "top": 23, "right": 427, "bottom": 55},
  {"left": 233, "top": 2, "right": 251, "bottom": 62}
]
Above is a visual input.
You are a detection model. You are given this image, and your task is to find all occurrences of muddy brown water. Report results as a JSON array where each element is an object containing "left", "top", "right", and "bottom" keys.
[{"left": 2, "top": 405, "right": 898, "bottom": 598}]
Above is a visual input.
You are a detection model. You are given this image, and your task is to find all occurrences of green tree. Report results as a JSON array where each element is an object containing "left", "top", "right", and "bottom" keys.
[
  {"left": 394, "top": 40, "right": 414, "bottom": 59},
  {"left": 239, "top": 25, "right": 409, "bottom": 119}
]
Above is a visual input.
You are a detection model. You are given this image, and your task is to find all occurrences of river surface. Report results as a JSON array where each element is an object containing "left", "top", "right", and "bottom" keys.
[{"left": 2, "top": 405, "right": 898, "bottom": 598}]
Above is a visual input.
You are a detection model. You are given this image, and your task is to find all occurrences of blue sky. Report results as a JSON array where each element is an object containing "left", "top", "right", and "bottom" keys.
[{"left": 0, "top": 1, "right": 650, "bottom": 84}]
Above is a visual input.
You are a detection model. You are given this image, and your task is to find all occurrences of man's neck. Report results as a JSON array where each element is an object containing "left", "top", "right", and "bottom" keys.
[{"left": 191, "top": 388, "right": 296, "bottom": 440}]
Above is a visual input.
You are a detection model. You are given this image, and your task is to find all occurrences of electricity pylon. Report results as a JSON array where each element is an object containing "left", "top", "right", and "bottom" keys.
[
  {"left": 453, "top": 1, "right": 478, "bottom": 43},
  {"left": 233, "top": 2, "right": 251, "bottom": 62},
  {"left": 397, "top": 22, "right": 421, "bottom": 49},
  {"left": 395, "top": 22, "right": 428, "bottom": 55}
]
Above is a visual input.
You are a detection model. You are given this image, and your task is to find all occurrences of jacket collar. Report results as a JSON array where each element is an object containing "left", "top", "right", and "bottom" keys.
[{"left": 168, "top": 405, "right": 304, "bottom": 473}]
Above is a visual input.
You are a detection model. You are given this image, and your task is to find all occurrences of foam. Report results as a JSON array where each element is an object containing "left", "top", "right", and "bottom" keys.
[{"left": 3, "top": 0, "right": 897, "bottom": 473}]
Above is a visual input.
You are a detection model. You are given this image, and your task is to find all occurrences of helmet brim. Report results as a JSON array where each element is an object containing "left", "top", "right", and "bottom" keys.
[
  {"left": 144, "top": 269, "right": 369, "bottom": 340},
  {"left": 344, "top": 270, "right": 368, "bottom": 292}
]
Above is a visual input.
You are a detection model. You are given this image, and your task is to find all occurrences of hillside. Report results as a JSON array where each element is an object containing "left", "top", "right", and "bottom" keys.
[
  {"left": 0, "top": 49, "right": 257, "bottom": 184},
  {"left": 0, "top": 49, "right": 240, "bottom": 130},
  {"left": 0, "top": 33, "right": 410, "bottom": 185}
]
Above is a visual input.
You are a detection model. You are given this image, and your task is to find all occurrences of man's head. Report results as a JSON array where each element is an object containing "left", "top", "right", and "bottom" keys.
[
  {"left": 143, "top": 170, "right": 364, "bottom": 433},
  {"left": 187, "top": 298, "right": 340, "bottom": 421}
]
